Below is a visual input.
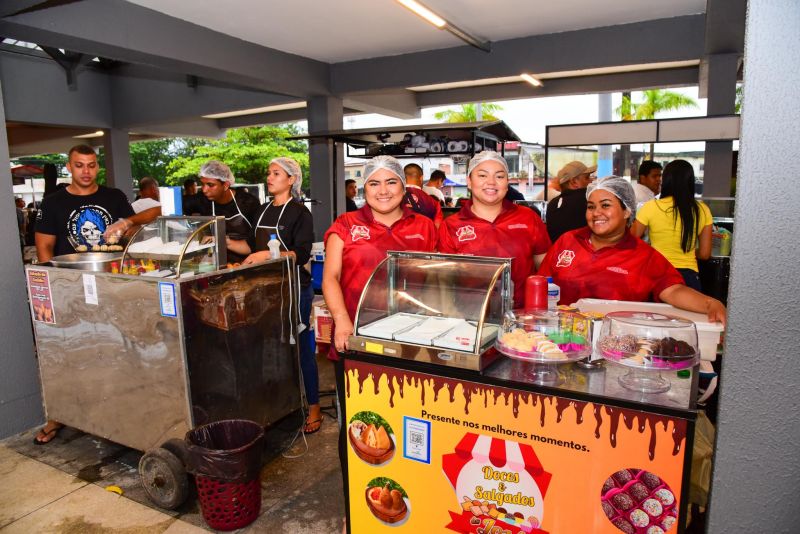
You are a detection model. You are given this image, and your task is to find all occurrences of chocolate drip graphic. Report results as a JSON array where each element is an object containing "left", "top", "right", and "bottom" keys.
[{"left": 344, "top": 360, "right": 687, "bottom": 460}]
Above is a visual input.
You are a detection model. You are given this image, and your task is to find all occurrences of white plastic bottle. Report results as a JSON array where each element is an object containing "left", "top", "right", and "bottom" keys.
[
  {"left": 546, "top": 277, "right": 560, "bottom": 310},
  {"left": 268, "top": 234, "right": 281, "bottom": 259}
]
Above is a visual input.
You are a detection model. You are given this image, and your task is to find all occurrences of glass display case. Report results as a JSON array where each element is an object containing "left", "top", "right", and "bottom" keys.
[
  {"left": 121, "top": 216, "right": 226, "bottom": 277},
  {"left": 349, "top": 252, "right": 512, "bottom": 371}
]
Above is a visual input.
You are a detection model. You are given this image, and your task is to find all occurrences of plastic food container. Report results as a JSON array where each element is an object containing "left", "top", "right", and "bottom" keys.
[
  {"left": 598, "top": 311, "right": 699, "bottom": 393},
  {"left": 495, "top": 309, "right": 592, "bottom": 385},
  {"left": 573, "top": 299, "right": 723, "bottom": 362}
]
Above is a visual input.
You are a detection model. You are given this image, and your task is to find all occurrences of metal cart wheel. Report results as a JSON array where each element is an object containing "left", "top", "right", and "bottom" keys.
[{"left": 138, "top": 447, "right": 189, "bottom": 510}]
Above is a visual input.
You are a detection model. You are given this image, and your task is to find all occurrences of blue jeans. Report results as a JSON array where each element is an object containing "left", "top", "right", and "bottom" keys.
[
  {"left": 678, "top": 268, "right": 702, "bottom": 292},
  {"left": 299, "top": 284, "right": 319, "bottom": 405}
]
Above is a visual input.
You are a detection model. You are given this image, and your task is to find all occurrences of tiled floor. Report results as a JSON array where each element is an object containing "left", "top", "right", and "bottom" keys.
[{"left": 0, "top": 356, "right": 344, "bottom": 533}]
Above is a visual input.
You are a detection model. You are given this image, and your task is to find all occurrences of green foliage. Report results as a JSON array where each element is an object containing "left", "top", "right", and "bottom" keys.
[
  {"left": 615, "top": 89, "right": 697, "bottom": 121},
  {"left": 434, "top": 103, "right": 502, "bottom": 123},
  {"left": 367, "top": 477, "right": 407, "bottom": 498},
  {"left": 165, "top": 124, "right": 309, "bottom": 188},
  {"left": 129, "top": 138, "right": 174, "bottom": 184},
  {"left": 350, "top": 411, "right": 394, "bottom": 435},
  {"left": 735, "top": 84, "right": 743, "bottom": 114}
]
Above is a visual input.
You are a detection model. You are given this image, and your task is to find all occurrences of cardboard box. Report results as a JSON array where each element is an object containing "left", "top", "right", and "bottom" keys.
[{"left": 313, "top": 298, "right": 332, "bottom": 344}]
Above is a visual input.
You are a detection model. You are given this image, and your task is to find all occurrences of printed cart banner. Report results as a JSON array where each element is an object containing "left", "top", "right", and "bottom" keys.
[{"left": 344, "top": 359, "right": 687, "bottom": 534}]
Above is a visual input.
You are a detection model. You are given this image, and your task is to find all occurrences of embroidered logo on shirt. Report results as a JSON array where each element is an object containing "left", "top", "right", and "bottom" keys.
[
  {"left": 508, "top": 223, "right": 528, "bottom": 230},
  {"left": 350, "top": 225, "right": 370, "bottom": 242},
  {"left": 606, "top": 266, "right": 629, "bottom": 275},
  {"left": 556, "top": 250, "right": 575, "bottom": 267},
  {"left": 404, "top": 233, "right": 425, "bottom": 240},
  {"left": 456, "top": 225, "right": 476, "bottom": 242}
]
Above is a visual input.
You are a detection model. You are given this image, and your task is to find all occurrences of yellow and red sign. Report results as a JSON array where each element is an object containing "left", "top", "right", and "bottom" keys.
[{"left": 343, "top": 359, "right": 688, "bottom": 534}]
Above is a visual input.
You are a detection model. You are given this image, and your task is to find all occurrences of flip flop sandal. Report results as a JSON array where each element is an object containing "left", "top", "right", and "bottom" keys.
[
  {"left": 304, "top": 417, "right": 323, "bottom": 435},
  {"left": 33, "top": 425, "right": 62, "bottom": 445}
]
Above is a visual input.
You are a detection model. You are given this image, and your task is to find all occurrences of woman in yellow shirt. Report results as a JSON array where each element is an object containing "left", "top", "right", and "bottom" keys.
[{"left": 632, "top": 159, "right": 712, "bottom": 290}]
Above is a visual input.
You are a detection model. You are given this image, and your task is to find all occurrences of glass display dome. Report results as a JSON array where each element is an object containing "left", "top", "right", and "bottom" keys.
[
  {"left": 495, "top": 309, "right": 592, "bottom": 385},
  {"left": 599, "top": 311, "right": 699, "bottom": 393}
]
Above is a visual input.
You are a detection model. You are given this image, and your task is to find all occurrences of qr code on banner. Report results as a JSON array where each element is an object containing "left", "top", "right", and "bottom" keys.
[
  {"left": 403, "top": 416, "right": 431, "bottom": 464},
  {"left": 410, "top": 431, "right": 424, "bottom": 446}
]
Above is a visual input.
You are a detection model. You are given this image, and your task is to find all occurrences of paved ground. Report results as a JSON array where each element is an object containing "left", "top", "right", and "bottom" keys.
[{"left": 0, "top": 356, "right": 344, "bottom": 533}]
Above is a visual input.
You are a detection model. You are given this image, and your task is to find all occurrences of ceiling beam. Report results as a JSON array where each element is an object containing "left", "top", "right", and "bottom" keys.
[
  {"left": 342, "top": 89, "right": 420, "bottom": 120},
  {"left": 216, "top": 107, "right": 361, "bottom": 130},
  {"left": 704, "top": 0, "right": 747, "bottom": 55},
  {"left": 331, "top": 15, "right": 706, "bottom": 94},
  {"left": 0, "top": 0, "right": 76, "bottom": 18},
  {"left": 0, "top": 0, "right": 330, "bottom": 98},
  {"left": 416, "top": 67, "right": 700, "bottom": 108}
]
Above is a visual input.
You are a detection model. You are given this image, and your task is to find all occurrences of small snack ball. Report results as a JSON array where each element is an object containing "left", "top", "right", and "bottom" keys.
[
  {"left": 76, "top": 244, "right": 88, "bottom": 252},
  {"left": 661, "top": 516, "right": 677, "bottom": 530},
  {"left": 612, "top": 517, "right": 635, "bottom": 534},
  {"left": 642, "top": 498, "right": 663, "bottom": 517},
  {"left": 628, "top": 482, "right": 650, "bottom": 502},
  {"left": 601, "top": 477, "right": 617, "bottom": 494},
  {"left": 91, "top": 245, "right": 101, "bottom": 252},
  {"left": 612, "top": 469, "right": 634, "bottom": 486},
  {"left": 639, "top": 471, "right": 662, "bottom": 489},
  {"left": 611, "top": 492, "right": 635, "bottom": 511},
  {"left": 629, "top": 508, "right": 650, "bottom": 528},
  {"left": 601, "top": 500, "right": 614, "bottom": 519},
  {"left": 653, "top": 488, "right": 675, "bottom": 506},
  {"left": 647, "top": 527, "right": 665, "bottom": 534}
]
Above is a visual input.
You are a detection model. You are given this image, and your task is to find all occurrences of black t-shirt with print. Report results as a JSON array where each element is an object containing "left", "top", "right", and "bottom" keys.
[{"left": 36, "top": 186, "right": 134, "bottom": 256}]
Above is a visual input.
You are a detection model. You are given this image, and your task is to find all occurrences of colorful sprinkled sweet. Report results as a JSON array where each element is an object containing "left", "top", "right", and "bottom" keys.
[
  {"left": 612, "top": 469, "right": 634, "bottom": 485},
  {"left": 639, "top": 471, "right": 662, "bottom": 489},
  {"left": 642, "top": 498, "right": 663, "bottom": 517},
  {"left": 602, "top": 477, "right": 617, "bottom": 493},
  {"left": 629, "top": 508, "right": 650, "bottom": 528},
  {"left": 647, "top": 527, "right": 665, "bottom": 534},
  {"left": 661, "top": 515, "right": 677, "bottom": 529},
  {"left": 601, "top": 501, "right": 615, "bottom": 519},
  {"left": 654, "top": 488, "right": 675, "bottom": 506}
]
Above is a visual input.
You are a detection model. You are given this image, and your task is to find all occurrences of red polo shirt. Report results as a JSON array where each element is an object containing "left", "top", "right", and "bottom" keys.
[
  {"left": 438, "top": 200, "right": 551, "bottom": 307},
  {"left": 324, "top": 205, "right": 437, "bottom": 321},
  {"left": 537, "top": 227, "right": 685, "bottom": 306}
]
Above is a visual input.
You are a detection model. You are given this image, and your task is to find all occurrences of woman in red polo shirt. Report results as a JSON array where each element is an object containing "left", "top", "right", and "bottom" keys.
[
  {"left": 323, "top": 156, "right": 437, "bottom": 353},
  {"left": 538, "top": 176, "right": 726, "bottom": 325},
  {"left": 438, "top": 151, "right": 551, "bottom": 307}
]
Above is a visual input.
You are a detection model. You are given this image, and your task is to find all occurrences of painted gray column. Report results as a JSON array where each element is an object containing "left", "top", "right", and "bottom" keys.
[
  {"left": 597, "top": 93, "right": 613, "bottom": 177},
  {"left": 103, "top": 128, "right": 134, "bottom": 201},
  {"left": 707, "top": 2, "right": 800, "bottom": 532},
  {"left": 307, "top": 96, "right": 344, "bottom": 241},
  {"left": 0, "top": 80, "right": 44, "bottom": 439},
  {"left": 701, "top": 54, "right": 738, "bottom": 197}
]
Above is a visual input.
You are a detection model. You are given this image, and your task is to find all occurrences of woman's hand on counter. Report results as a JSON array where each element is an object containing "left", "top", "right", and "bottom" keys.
[
  {"left": 225, "top": 236, "right": 251, "bottom": 256},
  {"left": 242, "top": 250, "right": 270, "bottom": 265},
  {"left": 705, "top": 297, "right": 727, "bottom": 327},
  {"left": 334, "top": 315, "right": 354, "bottom": 352}
]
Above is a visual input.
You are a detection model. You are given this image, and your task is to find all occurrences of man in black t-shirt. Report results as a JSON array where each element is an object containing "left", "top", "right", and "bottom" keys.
[
  {"left": 545, "top": 160, "right": 597, "bottom": 242},
  {"left": 35, "top": 145, "right": 155, "bottom": 261}
]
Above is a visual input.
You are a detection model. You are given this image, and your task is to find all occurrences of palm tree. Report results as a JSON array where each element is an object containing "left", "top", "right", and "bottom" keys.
[
  {"left": 629, "top": 90, "right": 698, "bottom": 159},
  {"left": 434, "top": 103, "right": 502, "bottom": 123}
]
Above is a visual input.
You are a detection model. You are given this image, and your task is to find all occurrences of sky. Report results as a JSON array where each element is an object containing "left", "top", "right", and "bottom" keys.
[{"left": 330, "top": 87, "right": 719, "bottom": 155}]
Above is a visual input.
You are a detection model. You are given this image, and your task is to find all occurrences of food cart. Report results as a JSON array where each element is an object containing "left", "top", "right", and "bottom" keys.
[
  {"left": 25, "top": 216, "right": 302, "bottom": 509},
  {"left": 338, "top": 252, "right": 704, "bottom": 533}
]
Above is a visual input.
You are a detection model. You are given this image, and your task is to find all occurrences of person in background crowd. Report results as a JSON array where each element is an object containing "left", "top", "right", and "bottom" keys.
[
  {"left": 184, "top": 178, "right": 197, "bottom": 196},
  {"left": 424, "top": 169, "right": 447, "bottom": 205},
  {"left": 539, "top": 176, "right": 726, "bottom": 325},
  {"left": 403, "top": 163, "right": 443, "bottom": 227},
  {"left": 632, "top": 160, "right": 712, "bottom": 291},
  {"left": 323, "top": 156, "right": 437, "bottom": 354},
  {"left": 345, "top": 178, "right": 358, "bottom": 212},
  {"left": 534, "top": 175, "right": 562, "bottom": 202},
  {"left": 242, "top": 157, "right": 321, "bottom": 434},
  {"left": 15, "top": 197, "right": 26, "bottom": 249},
  {"left": 505, "top": 184, "right": 525, "bottom": 201},
  {"left": 182, "top": 178, "right": 201, "bottom": 215},
  {"left": 633, "top": 160, "right": 663, "bottom": 207},
  {"left": 193, "top": 160, "right": 260, "bottom": 263},
  {"left": 545, "top": 160, "right": 597, "bottom": 242},
  {"left": 34, "top": 144, "right": 154, "bottom": 445},
  {"left": 130, "top": 177, "right": 162, "bottom": 225},
  {"left": 438, "top": 151, "right": 550, "bottom": 308}
]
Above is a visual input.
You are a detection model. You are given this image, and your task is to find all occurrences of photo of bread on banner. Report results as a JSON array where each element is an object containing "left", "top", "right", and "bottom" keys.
[
  {"left": 365, "top": 477, "right": 409, "bottom": 524},
  {"left": 348, "top": 411, "right": 395, "bottom": 465}
]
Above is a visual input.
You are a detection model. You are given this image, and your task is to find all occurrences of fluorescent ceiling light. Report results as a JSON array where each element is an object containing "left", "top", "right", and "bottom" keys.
[
  {"left": 397, "top": 0, "right": 445, "bottom": 28},
  {"left": 520, "top": 73, "right": 543, "bottom": 87},
  {"left": 203, "top": 102, "right": 306, "bottom": 119},
  {"left": 73, "top": 130, "right": 104, "bottom": 139},
  {"left": 395, "top": 0, "right": 490, "bottom": 52}
]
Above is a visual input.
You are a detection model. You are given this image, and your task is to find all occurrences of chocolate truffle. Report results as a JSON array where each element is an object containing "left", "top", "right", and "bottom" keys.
[
  {"left": 601, "top": 500, "right": 615, "bottom": 519},
  {"left": 612, "top": 469, "right": 634, "bottom": 486},
  {"left": 612, "top": 517, "right": 636, "bottom": 534},
  {"left": 629, "top": 508, "right": 650, "bottom": 528},
  {"left": 602, "top": 477, "right": 617, "bottom": 494},
  {"left": 628, "top": 482, "right": 650, "bottom": 502},
  {"left": 639, "top": 471, "right": 662, "bottom": 489},
  {"left": 654, "top": 488, "right": 675, "bottom": 506},
  {"left": 611, "top": 492, "right": 635, "bottom": 511}
]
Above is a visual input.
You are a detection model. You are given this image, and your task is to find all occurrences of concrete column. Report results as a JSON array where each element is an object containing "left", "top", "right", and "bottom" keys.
[
  {"left": 0, "top": 80, "right": 44, "bottom": 439},
  {"left": 103, "top": 128, "right": 134, "bottom": 201},
  {"left": 701, "top": 53, "right": 739, "bottom": 197},
  {"left": 707, "top": 2, "right": 800, "bottom": 532},
  {"left": 597, "top": 93, "right": 613, "bottom": 177},
  {"left": 307, "top": 96, "right": 344, "bottom": 241}
]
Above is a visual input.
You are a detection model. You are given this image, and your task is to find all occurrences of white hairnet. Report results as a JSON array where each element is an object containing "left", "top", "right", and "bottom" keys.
[
  {"left": 586, "top": 175, "right": 637, "bottom": 220},
  {"left": 363, "top": 156, "right": 405, "bottom": 186},
  {"left": 270, "top": 157, "right": 303, "bottom": 199},
  {"left": 467, "top": 150, "right": 509, "bottom": 176},
  {"left": 199, "top": 160, "right": 235, "bottom": 185}
]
